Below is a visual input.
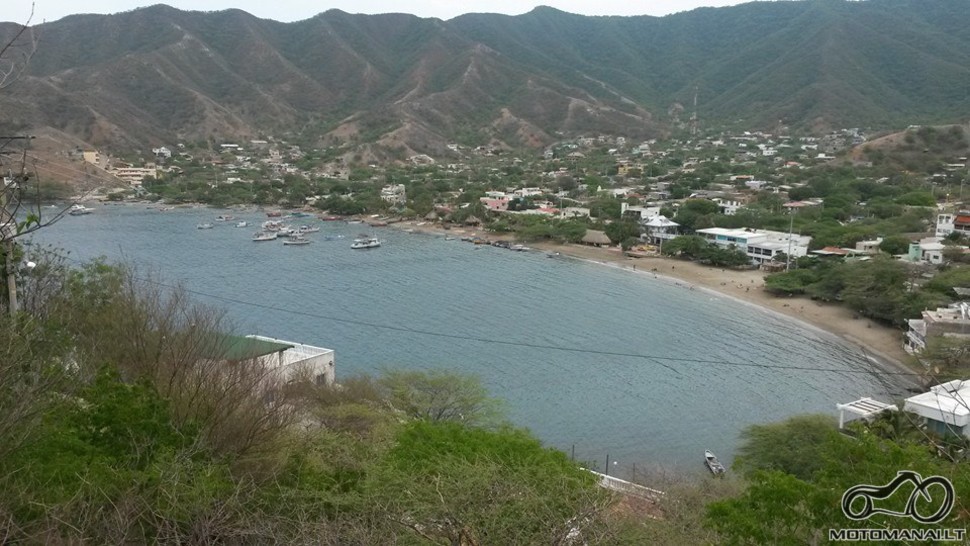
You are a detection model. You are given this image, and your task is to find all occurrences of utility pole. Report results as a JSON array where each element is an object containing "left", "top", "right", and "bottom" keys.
[
  {"left": 785, "top": 210, "right": 794, "bottom": 272},
  {"left": 0, "top": 135, "right": 33, "bottom": 316}
]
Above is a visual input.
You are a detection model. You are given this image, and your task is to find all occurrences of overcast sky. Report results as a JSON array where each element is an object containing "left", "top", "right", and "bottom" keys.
[{"left": 8, "top": 0, "right": 751, "bottom": 25}]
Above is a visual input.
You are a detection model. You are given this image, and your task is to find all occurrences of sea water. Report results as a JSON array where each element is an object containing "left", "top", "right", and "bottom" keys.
[{"left": 29, "top": 205, "right": 902, "bottom": 477}]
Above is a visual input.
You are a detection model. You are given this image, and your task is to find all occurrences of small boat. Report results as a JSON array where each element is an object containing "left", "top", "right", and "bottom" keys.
[
  {"left": 320, "top": 215, "right": 341, "bottom": 221},
  {"left": 297, "top": 225, "right": 320, "bottom": 234},
  {"left": 283, "top": 234, "right": 312, "bottom": 246},
  {"left": 235, "top": 221, "right": 249, "bottom": 228},
  {"left": 350, "top": 237, "right": 381, "bottom": 249},
  {"left": 704, "top": 450, "right": 726, "bottom": 476},
  {"left": 197, "top": 223, "right": 214, "bottom": 229},
  {"left": 215, "top": 215, "right": 234, "bottom": 221},
  {"left": 266, "top": 211, "right": 283, "bottom": 217},
  {"left": 444, "top": 236, "right": 456, "bottom": 241},
  {"left": 252, "top": 231, "right": 277, "bottom": 242},
  {"left": 68, "top": 204, "right": 93, "bottom": 216},
  {"left": 510, "top": 244, "right": 529, "bottom": 251}
]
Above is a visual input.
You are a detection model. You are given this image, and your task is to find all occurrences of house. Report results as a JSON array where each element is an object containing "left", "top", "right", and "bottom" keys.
[
  {"left": 905, "top": 301, "right": 970, "bottom": 355},
  {"left": 904, "top": 380, "right": 970, "bottom": 438},
  {"left": 640, "top": 215, "right": 679, "bottom": 246},
  {"left": 695, "top": 227, "right": 811, "bottom": 265},
  {"left": 559, "top": 207, "right": 591, "bottom": 219},
  {"left": 480, "top": 197, "right": 510, "bottom": 211},
  {"left": 380, "top": 184, "right": 407, "bottom": 205},
  {"left": 712, "top": 197, "right": 744, "bottom": 216},
  {"left": 907, "top": 237, "right": 947, "bottom": 264},
  {"left": 936, "top": 212, "right": 970, "bottom": 238},
  {"left": 621, "top": 203, "right": 661, "bottom": 222},
  {"left": 207, "top": 334, "right": 336, "bottom": 388},
  {"left": 855, "top": 238, "right": 883, "bottom": 254}
]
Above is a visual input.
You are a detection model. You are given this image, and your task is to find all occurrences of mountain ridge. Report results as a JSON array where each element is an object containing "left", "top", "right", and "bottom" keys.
[{"left": 2, "top": 0, "right": 969, "bottom": 157}]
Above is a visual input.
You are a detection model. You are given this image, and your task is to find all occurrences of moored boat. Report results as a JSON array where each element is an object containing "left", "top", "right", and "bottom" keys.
[
  {"left": 283, "top": 234, "right": 312, "bottom": 245},
  {"left": 704, "top": 450, "right": 726, "bottom": 476},
  {"left": 350, "top": 237, "right": 381, "bottom": 249},
  {"left": 197, "top": 223, "right": 214, "bottom": 229},
  {"left": 68, "top": 204, "right": 93, "bottom": 216},
  {"left": 235, "top": 221, "right": 249, "bottom": 228},
  {"left": 252, "top": 231, "right": 277, "bottom": 242}
]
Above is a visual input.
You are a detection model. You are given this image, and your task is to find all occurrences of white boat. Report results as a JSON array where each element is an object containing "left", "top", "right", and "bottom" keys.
[
  {"left": 252, "top": 231, "right": 277, "bottom": 242},
  {"left": 68, "top": 204, "right": 93, "bottom": 216},
  {"left": 215, "top": 215, "right": 234, "bottom": 221},
  {"left": 510, "top": 244, "right": 529, "bottom": 251},
  {"left": 704, "top": 450, "right": 726, "bottom": 476},
  {"left": 283, "top": 234, "right": 312, "bottom": 246},
  {"left": 197, "top": 223, "right": 214, "bottom": 229},
  {"left": 350, "top": 237, "right": 381, "bottom": 249},
  {"left": 235, "top": 221, "right": 249, "bottom": 228},
  {"left": 297, "top": 225, "right": 320, "bottom": 234}
]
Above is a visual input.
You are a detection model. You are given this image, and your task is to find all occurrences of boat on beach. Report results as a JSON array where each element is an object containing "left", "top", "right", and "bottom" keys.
[
  {"left": 350, "top": 237, "right": 381, "bottom": 249},
  {"left": 704, "top": 450, "right": 726, "bottom": 476}
]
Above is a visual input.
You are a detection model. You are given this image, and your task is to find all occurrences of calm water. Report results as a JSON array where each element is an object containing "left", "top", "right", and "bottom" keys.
[{"left": 31, "top": 204, "right": 901, "bottom": 477}]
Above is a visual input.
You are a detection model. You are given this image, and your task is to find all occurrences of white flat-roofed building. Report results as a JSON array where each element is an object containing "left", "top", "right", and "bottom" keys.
[
  {"left": 244, "top": 334, "right": 336, "bottom": 387},
  {"left": 836, "top": 398, "right": 897, "bottom": 429},
  {"left": 696, "top": 227, "right": 811, "bottom": 265},
  {"left": 904, "top": 379, "right": 970, "bottom": 438},
  {"left": 380, "top": 184, "right": 407, "bottom": 204},
  {"left": 621, "top": 202, "right": 661, "bottom": 221}
]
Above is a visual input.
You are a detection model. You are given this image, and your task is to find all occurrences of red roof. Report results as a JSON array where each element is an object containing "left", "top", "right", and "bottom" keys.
[{"left": 955, "top": 215, "right": 970, "bottom": 225}]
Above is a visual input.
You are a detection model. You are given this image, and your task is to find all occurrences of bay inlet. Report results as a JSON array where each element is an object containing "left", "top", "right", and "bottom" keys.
[{"left": 31, "top": 205, "right": 902, "bottom": 476}]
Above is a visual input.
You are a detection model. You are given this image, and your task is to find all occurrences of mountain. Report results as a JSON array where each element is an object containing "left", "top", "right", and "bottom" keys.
[{"left": 1, "top": 0, "right": 969, "bottom": 157}]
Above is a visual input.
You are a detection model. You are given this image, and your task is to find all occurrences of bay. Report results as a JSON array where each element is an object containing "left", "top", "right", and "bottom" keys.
[{"left": 30, "top": 204, "right": 900, "bottom": 478}]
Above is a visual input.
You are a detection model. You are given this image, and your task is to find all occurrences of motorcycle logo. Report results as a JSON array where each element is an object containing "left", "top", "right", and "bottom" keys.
[{"left": 841, "top": 471, "right": 954, "bottom": 524}]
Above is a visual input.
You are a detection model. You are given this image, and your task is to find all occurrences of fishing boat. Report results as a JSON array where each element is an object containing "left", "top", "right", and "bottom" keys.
[
  {"left": 252, "top": 231, "right": 277, "bottom": 242},
  {"left": 350, "top": 237, "right": 381, "bottom": 250},
  {"left": 197, "top": 223, "right": 214, "bottom": 229},
  {"left": 704, "top": 450, "right": 726, "bottom": 476},
  {"left": 297, "top": 225, "right": 320, "bottom": 234},
  {"left": 283, "top": 234, "right": 312, "bottom": 246}
]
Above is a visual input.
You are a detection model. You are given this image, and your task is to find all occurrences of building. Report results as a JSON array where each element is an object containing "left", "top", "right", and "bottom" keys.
[
  {"left": 559, "top": 206, "right": 590, "bottom": 219},
  {"left": 81, "top": 151, "right": 100, "bottom": 165},
  {"left": 936, "top": 211, "right": 970, "bottom": 238},
  {"left": 380, "top": 184, "right": 407, "bottom": 205},
  {"left": 904, "top": 380, "right": 970, "bottom": 438},
  {"left": 641, "top": 215, "right": 679, "bottom": 248},
  {"left": 905, "top": 301, "right": 970, "bottom": 354},
  {"left": 712, "top": 197, "right": 743, "bottom": 216},
  {"left": 111, "top": 166, "right": 157, "bottom": 186},
  {"left": 855, "top": 238, "right": 884, "bottom": 254},
  {"left": 620, "top": 202, "right": 661, "bottom": 222},
  {"left": 480, "top": 197, "right": 510, "bottom": 211},
  {"left": 209, "top": 334, "right": 336, "bottom": 388},
  {"left": 907, "top": 237, "right": 947, "bottom": 264},
  {"left": 695, "top": 227, "right": 811, "bottom": 265}
]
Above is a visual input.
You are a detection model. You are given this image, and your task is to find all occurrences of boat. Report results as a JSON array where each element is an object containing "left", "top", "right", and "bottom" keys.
[
  {"left": 215, "top": 215, "right": 234, "bottom": 221},
  {"left": 283, "top": 234, "right": 312, "bottom": 245},
  {"left": 68, "top": 204, "right": 93, "bottom": 216},
  {"left": 252, "top": 231, "right": 278, "bottom": 242},
  {"left": 297, "top": 225, "right": 320, "bottom": 234},
  {"left": 266, "top": 211, "right": 283, "bottom": 217},
  {"left": 320, "top": 216, "right": 341, "bottom": 221},
  {"left": 235, "top": 221, "right": 249, "bottom": 228},
  {"left": 197, "top": 223, "right": 214, "bottom": 229},
  {"left": 704, "top": 450, "right": 726, "bottom": 476},
  {"left": 510, "top": 244, "right": 529, "bottom": 251},
  {"left": 350, "top": 237, "right": 381, "bottom": 250}
]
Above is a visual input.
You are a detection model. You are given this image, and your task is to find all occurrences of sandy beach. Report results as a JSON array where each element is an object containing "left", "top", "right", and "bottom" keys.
[{"left": 391, "top": 220, "right": 921, "bottom": 385}]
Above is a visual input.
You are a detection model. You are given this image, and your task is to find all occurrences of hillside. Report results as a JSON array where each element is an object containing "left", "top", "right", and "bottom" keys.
[{"left": 1, "top": 0, "right": 970, "bottom": 155}]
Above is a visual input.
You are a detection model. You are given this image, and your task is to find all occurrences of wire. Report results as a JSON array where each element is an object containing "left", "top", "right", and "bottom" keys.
[{"left": 93, "top": 267, "right": 922, "bottom": 378}]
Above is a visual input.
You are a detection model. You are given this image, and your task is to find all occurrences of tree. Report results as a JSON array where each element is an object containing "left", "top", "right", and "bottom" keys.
[
  {"left": 378, "top": 369, "right": 503, "bottom": 426},
  {"left": 365, "top": 421, "right": 613, "bottom": 545},
  {"left": 878, "top": 235, "right": 913, "bottom": 255}
]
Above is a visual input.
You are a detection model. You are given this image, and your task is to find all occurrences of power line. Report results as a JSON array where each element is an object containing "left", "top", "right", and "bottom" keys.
[{"left": 69, "top": 261, "right": 921, "bottom": 378}]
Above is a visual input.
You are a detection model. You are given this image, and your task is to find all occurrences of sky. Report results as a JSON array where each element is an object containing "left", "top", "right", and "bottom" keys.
[{"left": 8, "top": 0, "right": 750, "bottom": 25}]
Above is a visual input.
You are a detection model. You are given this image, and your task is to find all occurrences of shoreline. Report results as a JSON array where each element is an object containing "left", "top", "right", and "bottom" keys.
[{"left": 390, "top": 220, "right": 923, "bottom": 390}]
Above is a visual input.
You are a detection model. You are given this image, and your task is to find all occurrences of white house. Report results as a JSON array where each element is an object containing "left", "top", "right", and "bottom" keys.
[
  {"left": 904, "top": 380, "right": 970, "bottom": 438},
  {"left": 641, "top": 215, "right": 679, "bottom": 246},
  {"left": 620, "top": 202, "right": 661, "bottom": 222},
  {"left": 905, "top": 301, "right": 970, "bottom": 355},
  {"left": 380, "top": 184, "right": 407, "bottom": 204},
  {"left": 712, "top": 197, "right": 743, "bottom": 216},
  {"left": 696, "top": 227, "right": 811, "bottom": 265},
  {"left": 936, "top": 212, "right": 970, "bottom": 238}
]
